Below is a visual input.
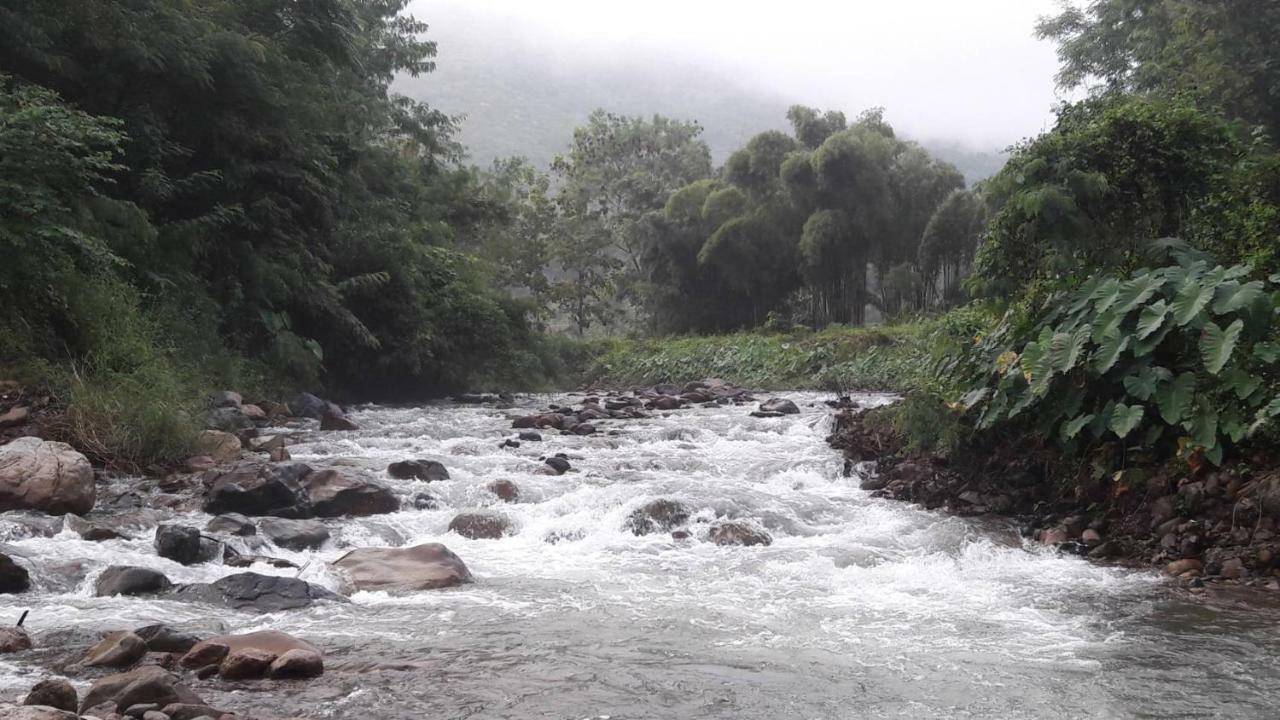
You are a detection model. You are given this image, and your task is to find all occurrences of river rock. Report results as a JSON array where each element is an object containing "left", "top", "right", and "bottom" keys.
[
  {"left": 81, "top": 631, "right": 147, "bottom": 668},
  {"left": 333, "top": 544, "right": 474, "bottom": 593},
  {"left": 160, "top": 703, "right": 231, "bottom": 720},
  {"left": 448, "top": 512, "right": 512, "bottom": 539},
  {"left": 320, "top": 411, "right": 359, "bottom": 432},
  {"left": 81, "top": 665, "right": 198, "bottom": 714},
  {"left": 240, "top": 403, "right": 266, "bottom": 420},
  {"left": 259, "top": 517, "right": 330, "bottom": 550},
  {"left": 203, "top": 406, "right": 254, "bottom": 433},
  {"left": 0, "top": 437, "right": 96, "bottom": 515},
  {"left": 289, "top": 392, "right": 338, "bottom": 420},
  {"left": 201, "top": 461, "right": 313, "bottom": 518},
  {"left": 177, "top": 642, "right": 228, "bottom": 670},
  {"left": 1166, "top": 558, "right": 1204, "bottom": 576},
  {"left": 65, "top": 515, "right": 124, "bottom": 541},
  {"left": 708, "top": 520, "right": 772, "bottom": 547},
  {"left": 194, "top": 430, "right": 241, "bottom": 465},
  {"left": 219, "top": 647, "right": 276, "bottom": 679},
  {"left": 517, "top": 431, "right": 542, "bottom": 442},
  {"left": 0, "top": 551, "right": 30, "bottom": 593},
  {"left": 95, "top": 566, "right": 171, "bottom": 597},
  {"left": 304, "top": 469, "right": 397, "bottom": 517},
  {"left": 166, "top": 572, "right": 344, "bottom": 612},
  {"left": 386, "top": 459, "right": 450, "bottom": 481},
  {"left": 543, "top": 456, "right": 571, "bottom": 475},
  {"left": 205, "top": 513, "right": 256, "bottom": 536},
  {"left": 211, "top": 391, "right": 242, "bottom": 408},
  {"left": 23, "top": 678, "right": 78, "bottom": 711},
  {"left": 625, "top": 499, "right": 690, "bottom": 535},
  {"left": 154, "top": 525, "right": 219, "bottom": 565},
  {"left": 133, "top": 625, "right": 200, "bottom": 653},
  {"left": 488, "top": 479, "right": 520, "bottom": 502},
  {"left": 648, "top": 396, "right": 681, "bottom": 411},
  {"left": 268, "top": 648, "right": 325, "bottom": 679},
  {"left": 0, "top": 626, "right": 32, "bottom": 653},
  {"left": 759, "top": 398, "right": 800, "bottom": 415}
]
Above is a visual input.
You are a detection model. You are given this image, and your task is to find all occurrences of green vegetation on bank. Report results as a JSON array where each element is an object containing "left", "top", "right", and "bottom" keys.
[{"left": 585, "top": 320, "right": 948, "bottom": 392}]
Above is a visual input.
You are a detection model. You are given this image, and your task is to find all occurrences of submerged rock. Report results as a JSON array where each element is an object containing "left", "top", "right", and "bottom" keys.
[
  {"left": 488, "top": 479, "right": 520, "bottom": 502},
  {"left": 708, "top": 520, "right": 773, "bottom": 547},
  {"left": 333, "top": 543, "right": 474, "bottom": 593},
  {"left": 758, "top": 398, "right": 800, "bottom": 415},
  {"left": 387, "top": 459, "right": 450, "bottom": 482},
  {"left": 0, "top": 437, "right": 95, "bottom": 515},
  {"left": 625, "top": 499, "right": 691, "bottom": 536},
  {"left": 448, "top": 512, "right": 512, "bottom": 540}
]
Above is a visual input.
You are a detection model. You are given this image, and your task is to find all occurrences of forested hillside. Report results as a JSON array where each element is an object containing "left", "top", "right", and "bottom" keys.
[{"left": 393, "top": 8, "right": 1008, "bottom": 182}]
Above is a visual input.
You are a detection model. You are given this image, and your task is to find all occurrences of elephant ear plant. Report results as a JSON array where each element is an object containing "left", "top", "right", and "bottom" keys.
[{"left": 959, "top": 239, "right": 1280, "bottom": 469}]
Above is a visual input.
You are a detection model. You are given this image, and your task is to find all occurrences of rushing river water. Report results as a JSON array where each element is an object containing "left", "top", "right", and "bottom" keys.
[{"left": 2, "top": 392, "right": 1280, "bottom": 719}]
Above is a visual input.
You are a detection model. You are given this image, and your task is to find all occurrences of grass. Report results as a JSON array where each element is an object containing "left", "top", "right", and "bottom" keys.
[{"left": 583, "top": 320, "right": 946, "bottom": 392}]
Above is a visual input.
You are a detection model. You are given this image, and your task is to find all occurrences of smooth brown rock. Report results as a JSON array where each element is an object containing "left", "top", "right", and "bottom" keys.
[
  {"left": 332, "top": 544, "right": 473, "bottom": 593},
  {"left": 185, "top": 631, "right": 318, "bottom": 666},
  {"left": 487, "top": 479, "right": 520, "bottom": 502},
  {"left": 23, "top": 678, "right": 77, "bottom": 711},
  {"left": 81, "top": 631, "right": 147, "bottom": 668},
  {"left": 178, "top": 642, "right": 228, "bottom": 669},
  {"left": 303, "top": 469, "right": 397, "bottom": 517},
  {"left": 267, "top": 648, "right": 324, "bottom": 679},
  {"left": 218, "top": 647, "right": 276, "bottom": 679},
  {"left": 0, "top": 626, "right": 32, "bottom": 653},
  {"left": 0, "top": 437, "right": 95, "bottom": 515},
  {"left": 448, "top": 512, "right": 512, "bottom": 540},
  {"left": 319, "top": 412, "right": 358, "bottom": 431},
  {"left": 195, "top": 431, "right": 240, "bottom": 466},
  {"left": 1166, "top": 558, "right": 1204, "bottom": 576}
]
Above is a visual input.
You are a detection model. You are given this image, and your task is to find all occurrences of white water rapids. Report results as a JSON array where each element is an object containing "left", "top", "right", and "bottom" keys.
[{"left": 2, "top": 392, "right": 1278, "bottom": 718}]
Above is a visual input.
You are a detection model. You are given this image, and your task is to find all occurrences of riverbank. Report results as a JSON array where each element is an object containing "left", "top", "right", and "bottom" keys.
[{"left": 826, "top": 401, "right": 1280, "bottom": 590}]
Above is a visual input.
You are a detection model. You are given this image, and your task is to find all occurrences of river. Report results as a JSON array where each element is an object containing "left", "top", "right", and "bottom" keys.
[{"left": 2, "top": 392, "right": 1279, "bottom": 718}]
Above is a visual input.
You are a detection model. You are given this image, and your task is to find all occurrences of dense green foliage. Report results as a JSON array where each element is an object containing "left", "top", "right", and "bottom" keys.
[
  {"left": 0, "top": 0, "right": 575, "bottom": 465},
  {"left": 894, "top": 0, "right": 1280, "bottom": 478},
  {"left": 587, "top": 322, "right": 939, "bottom": 392}
]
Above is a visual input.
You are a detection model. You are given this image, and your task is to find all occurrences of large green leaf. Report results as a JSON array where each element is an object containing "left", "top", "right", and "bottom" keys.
[
  {"left": 1170, "top": 276, "right": 1214, "bottom": 326},
  {"left": 1211, "top": 280, "right": 1265, "bottom": 315},
  {"left": 1254, "top": 341, "right": 1280, "bottom": 364},
  {"left": 1134, "top": 299, "right": 1168, "bottom": 340},
  {"left": 1249, "top": 397, "right": 1280, "bottom": 436},
  {"left": 1091, "top": 277, "right": 1122, "bottom": 314},
  {"left": 1092, "top": 329, "right": 1129, "bottom": 373},
  {"left": 1221, "top": 368, "right": 1263, "bottom": 400},
  {"left": 1109, "top": 403, "right": 1144, "bottom": 439},
  {"left": 1062, "top": 414, "right": 1094, "bottom": 440},
  {"left": 1048, "top": 328, "right": 1089, "bottom": 375},
  {"left": 1155, "top": 373, "right": 1195, "bottom": 425},
  {"left": 1113, "top": 273, "right": 1164, "bottom": 315},
  {"left": 1200, "top": 318, "right": 1244, "bottom": 375},
  {"left": 1185, "top": 405, "right": 1219, "bottom": 449},
  {"left": 960, "top": 387, "right": 991, "bottom": 411},
  {"left": 1122, "top": 367, "right": 1162, "bottom": 401}
]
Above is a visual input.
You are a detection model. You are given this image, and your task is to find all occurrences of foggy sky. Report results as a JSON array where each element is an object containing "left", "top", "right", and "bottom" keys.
[{"left": 410, "top": 0, "right": 1073, "bottom": 151}]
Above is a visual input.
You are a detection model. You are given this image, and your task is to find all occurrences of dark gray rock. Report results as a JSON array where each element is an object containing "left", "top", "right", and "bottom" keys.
[
  {"left": 625, "top": 499, "right": 691, "bottom": 535},
  {"left": 260, "top": 517, "right": 330, "bottom": 551},
  {"left": 23, "top": 678, "right": 77, "bottom": 711},
  {"left": 759, "top": 398, "right": 800, "bottom": 415},
  {"left": 0, "top": 552, "right": 30, "bottom": 593},
  {"left": 304, "top": 469, "right": 397, "bottom": 517},
  {"left": 386, "top": 460, "right": 450, "bottom": 482},
  {"left": 201, "top": 462, "right": 314, "bottom": 518},
  {"left": 205, "top": 513, "right": 256, "bottom": 536},
  {"left": 154, "top": 525, "right": 219, "bottom": 566},
  {"left": 95, "top": 566, "right": 172, "bottom": 597},
  {"left": 166, "top": 572, "right": 344, "bottom": 612},
  {"left": 133, "top": 625, "right": 201, "bottom": 653}
]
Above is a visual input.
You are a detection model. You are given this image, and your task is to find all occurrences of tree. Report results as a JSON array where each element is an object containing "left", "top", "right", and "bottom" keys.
[
  {"left": 1038, "top": 0, "right": 1280, "bottom": 141},
  {"left": 918, "top": 189, "right": 986, "bottom": 307}
]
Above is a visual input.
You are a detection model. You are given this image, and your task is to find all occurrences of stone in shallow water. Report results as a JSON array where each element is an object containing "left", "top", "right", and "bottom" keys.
[
  {"left": 333, "top": 543, "right": 473, "bottom": 593},
  {"left": 624, "top": 499, "right": 690, "bottom": 536},
  {"left": 95, "top": 566, "right": 171, "bottom": 597},
  {"left": 387, "top": 459, "right": 450, "bottom": 481},
  {"left": 447, "top": 512, "right": 512, "bottom": 540},
  {"left": 165, "top": 572, "right": 344, "bottom": 612}
]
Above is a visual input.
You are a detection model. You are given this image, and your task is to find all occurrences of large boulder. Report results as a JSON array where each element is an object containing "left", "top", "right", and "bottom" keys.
[
  {"left": 288, "top": 393, "right": 339, "bottom": 420},
  {"left": 95, "top": 566, "right": 171, "bottom": 597},
  {"left": 194, "top": 430, "right": 240, "bottom": 465},
  {"left": 166, "top": 572, "right": 343, "bottom": 612},
  {"left": 386, "top": 460, "right": 449, "bottom": 482},
  {"left": 201, "top": 461, "right": 313, "bottom": 518},
  {"left": 448, "top": 512, "right": 512, "bottom": 540},
  {"left": 23, "top": 678, "right": 77, "bottom": 712},
  {"left": 259, "top": 517, "right": 330, "bottom": 551},
  {"left": 304, "top": 469, "right": 397, "bottom": 517},
  {"left": 625, "top": 499, "right": 691, "bottom": 535},
  {"left": 154, "top": 525, "right": 219, "bottom": 565},
  {"left": 0, "top": 552, "right": 30, "bottom": 593},
  {"left": 332, "top": 544, "right": 473, "bottom": 594},
  {"left": 0, "top": 437, "right": 95, "bottom": 515}
]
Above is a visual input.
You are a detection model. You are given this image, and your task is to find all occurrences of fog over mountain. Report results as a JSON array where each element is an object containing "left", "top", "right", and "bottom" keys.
[{"left": 400, "top": 0, "right": 1070, "bottom": 182}]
